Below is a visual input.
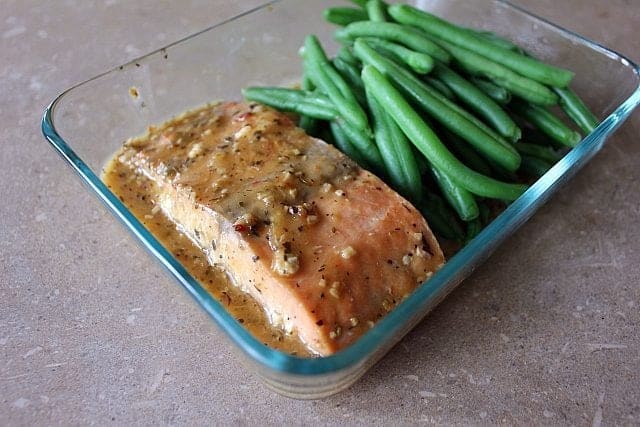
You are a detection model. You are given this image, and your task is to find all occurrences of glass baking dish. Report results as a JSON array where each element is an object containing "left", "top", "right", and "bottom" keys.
[{"left": 41, "top": 0, "right": 639, "bottom": 399}]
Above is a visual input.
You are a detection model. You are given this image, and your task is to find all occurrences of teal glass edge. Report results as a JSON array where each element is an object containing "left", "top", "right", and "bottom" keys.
[{"left": 41, "top": 0, "right": 640, "bottom": 377}]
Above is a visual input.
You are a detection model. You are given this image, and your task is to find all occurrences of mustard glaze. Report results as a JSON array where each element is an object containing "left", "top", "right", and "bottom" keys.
[{"left": 102, "top": 105, "right": 313, "bottom": 357}]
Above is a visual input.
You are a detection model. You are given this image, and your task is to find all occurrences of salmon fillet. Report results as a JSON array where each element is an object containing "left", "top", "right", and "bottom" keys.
[{"left": 119, "top": 101, "right": 444, "bottom": 355}]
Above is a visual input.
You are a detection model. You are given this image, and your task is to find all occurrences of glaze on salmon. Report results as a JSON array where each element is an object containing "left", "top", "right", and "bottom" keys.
[{"left": 116, "top": 101, "right": 444, "bottom": 355}]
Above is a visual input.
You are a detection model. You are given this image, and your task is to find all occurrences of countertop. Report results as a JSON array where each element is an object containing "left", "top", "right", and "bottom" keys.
[{"left": 1, "top": 0, "right": 638, "bottom": 424}]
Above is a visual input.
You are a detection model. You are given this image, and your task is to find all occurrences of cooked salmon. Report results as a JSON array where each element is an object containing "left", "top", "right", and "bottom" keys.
[{"left": 118, "top": 101, "right": 444, "bottom": 355}]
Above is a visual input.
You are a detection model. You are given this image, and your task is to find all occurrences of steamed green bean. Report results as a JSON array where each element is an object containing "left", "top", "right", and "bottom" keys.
[
  {"left": 335, "top": 21, "right": 451, "bottom": 63},
  {"left": 388, "top": 4, "right": 574, "bottom": 87},
  {"left": 362, "top": 64, "right": 528, "bottom": 200}
]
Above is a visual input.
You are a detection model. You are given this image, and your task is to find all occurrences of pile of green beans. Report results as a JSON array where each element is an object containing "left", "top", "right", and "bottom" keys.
[{"left": 242, "top": 1, "right": 598, "bottom": 244}]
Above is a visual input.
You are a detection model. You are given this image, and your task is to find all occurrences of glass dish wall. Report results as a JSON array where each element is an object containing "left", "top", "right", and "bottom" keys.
[{"left": 42, "top": 0, "right": 640, "bottom": 398}]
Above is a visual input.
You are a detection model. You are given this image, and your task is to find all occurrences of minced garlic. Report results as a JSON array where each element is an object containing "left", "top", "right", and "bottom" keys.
[{"left": 341, "top": 246, "right": 357, "bottom": 259}]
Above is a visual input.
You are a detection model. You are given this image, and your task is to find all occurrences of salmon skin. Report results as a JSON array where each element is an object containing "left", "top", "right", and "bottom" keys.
[{"left": 118, "top": 101, "right": 445, "bottom": 356}]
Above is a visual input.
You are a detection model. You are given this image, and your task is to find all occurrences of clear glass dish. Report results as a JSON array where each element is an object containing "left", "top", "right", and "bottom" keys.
[{"left": 41, "top": 0, "right": 639, "bottom": 399}]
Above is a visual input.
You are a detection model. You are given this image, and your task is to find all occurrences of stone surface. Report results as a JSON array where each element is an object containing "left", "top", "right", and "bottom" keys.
[{"left": 1, "top": 0, "right": 638, "bottom": 425}]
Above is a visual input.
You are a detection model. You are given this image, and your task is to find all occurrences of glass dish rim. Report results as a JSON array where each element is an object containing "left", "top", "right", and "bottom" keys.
[{"left": 41, "top": 0, "right": 640, "bottom": 376}]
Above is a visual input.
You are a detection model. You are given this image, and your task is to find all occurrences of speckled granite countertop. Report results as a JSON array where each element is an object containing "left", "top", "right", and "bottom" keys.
[{"left": 1, "top": 1, "right": 638, "bottom": 424}]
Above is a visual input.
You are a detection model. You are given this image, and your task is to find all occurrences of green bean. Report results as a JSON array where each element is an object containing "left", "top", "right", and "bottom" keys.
[
  {"left": 361, "top": 65, "right": 528, "bottom": 200},
  {"left": 413, "top": 148, "right": 429, "bottom": 175},
  {"left": 366, "top": 89, "right": 422, "bottom": 201},
  {"left": 422, "top": 115, "right": 482, "bottom": 222},
  {"left": 329, "top": 121, "right": 372, "bottom": 169},
  {"left": 302, "top": 37, "right": 355, "bottom": 101},
  {"left": 553, "top": 87, "right": 598, "bottom": 134},
  {"left": 337, "top": 46, "right": 359, "bottom": 66},
  {"left": 242, "top": 87, "right": 337, "bottom": 120},
  {"left": 433, "top": 63, "right": 520, "bottom": 141},
  {"left": 332, "top": 57, "right": 367, "bottom": 106},
  {"left": 323, "top": 7, "right": 368, "bottom": 26},
  {"left": 519, "top": 155, "right": 552, "bottom": 177},
  {"left": 419, "top": 192, "right": 465, "bottom": 241},
  {"left": 388, "top": 4, "right": 574, "bottom": 87},
  {"left": 370, "top": 43, "right": 516, "bottom": 152},
  {"left": 332, "top": 59, "right": 362, "bottom": 87},
  {"left": 429, "top": 79, "right": 515, "bottom": 149},
  {"left": 471, "top": 30, "right": 522, "bottom": 53},
  {"left": 301, "top": 35, "right": 370, "bottom": 132},
  {"left": 301, "top": 73, "right": 315, "bottom": 91},
  {"left": 335, "top": 21, "right": 451, "bottom": 63},
  {"left": 441, "top": 128, "right": 493, "bottom": 176},
  {"left": 347, "top": 0, "right": 367, "bottom": 7},
  {"left": 478, "top": 201, "right": 491, "bottom": 225},
  {"left": 514, "top": 143, "right": 561, "bottom": 164},
  {"left": 510, "top": 100, "right": 581, "bottom": 147},
  {"left": 521, "top": 127, "right": 566, "bottom": 150},
  {"left": 390, "top": 70, "right": 490, "bottom": 180},
  {"left": 354, "top": 40, "right": 521, "bottom": 172},
  {"left": 430, "top": 166, "right": 479, "bottom": 221},
  {"left": 434, "top": 38, "right": 558, "bottom": 106},
  {"left": 299, "top": 73, "right": 318, "bottom": 133},
  {"left": 361, "top": 37, "right": 434, "bottom": 74},
  {"left": 512, "top": 49, "right": 597, "bottom": 133},
  {"left": 424, "top": 77, "right": 455, "bottom": 100},
  {"left": 335, "top": 118, "right": 385, "bottom": 171},
  {"left": 365, "top": 0, "right": 388, "bottom": 22},
  {"left": 384, "top": 122, "right": 423, "bottom": 201},
  {"left": 470, "top": 77, "right": 511, "bottom": 105},
  {"left": 465, "top": 216, "right": 483, "bottom": 242},
  {"left": 487, "top": 158, "right": 519, "bottom": 182},
  {"left": 299, "top": 115, "right": 318, "bottom": 134}
]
